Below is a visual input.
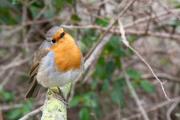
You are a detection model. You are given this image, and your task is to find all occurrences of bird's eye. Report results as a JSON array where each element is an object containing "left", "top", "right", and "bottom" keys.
[
  {"left": 51, "top": 39, "right": 56, "bottom": 43},
  {"left": 59, "top": 32, "right": 65, "bottom": 39}
]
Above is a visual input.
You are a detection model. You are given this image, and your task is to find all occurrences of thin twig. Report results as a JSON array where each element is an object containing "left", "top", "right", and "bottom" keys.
[
  {"left": 118, "top": 19, "right": 171, "bottom": 101},
  {"left": 121, "top": 59, "right": 150, "bottom": 120},
  {"left": 166, "top": 102, "right": 179, "bottom": 120},
  {"left": 62, "top": 24, "right": 180, "bottom": 41},
  {"left": 0, "top": 70, "right": 15, "bottom": 87},
  {"left": 125, "top": 9, "right": 180, "bottom": 28},
  {"left": 123, "top": 96, "right": 180, "bottom": 120},
  {"left": 142, "top": 73, "right": 180, "bottom": 83},
  {"left": 0, "top": 104, "right": 23, "bottom": 111},
  {"left": 19, "top": 106, "right": 42, "bottom": 120}
]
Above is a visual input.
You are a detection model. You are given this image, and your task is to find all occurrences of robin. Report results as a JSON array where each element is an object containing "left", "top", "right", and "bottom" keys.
[{"left": 25, "top": 26, "right": 83, "bottom": 98}]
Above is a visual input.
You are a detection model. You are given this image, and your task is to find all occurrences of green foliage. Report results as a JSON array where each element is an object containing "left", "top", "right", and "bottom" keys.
[
  {"left": 111, "top": 78, "right": 126, "bottom": 107},
  {"left": 97, "top": 59, "right": 116, "bottom": 80},
  {"left": 0, "top": 88, "right": 14, "bottom": 102},
  {"left": 95, "top": 17, "right": 109, "bottom": 27},
  {"left": 127, "top": 68, "right": 141, "bottom": 80},
  {"left": 127, "top": 68, "right": 155, "bottom": 93},
  {"left": 53, "top": 0, "right": 73, "bottom": 11},
  {"left": 79, "top": 108, "right": 90, "bottom": 120},
  {"left": 53, "top": 0, "right": 66, "bottom": 11},
  {"left": 81, "top": 29, "right": 99, "bottom": 52},
  {"left": 169, "top": 19, "right": 180, "bottom": 27},
  {"left": 70, "top": 92, "right": 98, "bottom": 108},
  {"left": 140, "top": 80, "right": 155, "bottom": 93},
  {"left": 0, "top": 87, "right": 33, "bottom": 120},
  {"left": 71, "top": 14, "right": 81, "bottom": 24},
  {"left": 7, "top": 109, "right": 22, "bottom": 120},
  {"left": 6, "top": 100, "right": 33, "bottom": 120},
  {"left": 171, "top": 0, "right": 180, "bottom": 8},
  {"left": 0, "top": 6, "right": 19, "bottom": 24},
  {"left": 70, "top": 92, "right": 99, "bottom": 120},
  {"left": 9, "top": 0, "right": 20, "bottom": 5},
  {"left": 0, "top": 0, "right": 74, "bottom": 25},
  {"left": 106, "top": 36, "right": 127, "bottom": 57}
]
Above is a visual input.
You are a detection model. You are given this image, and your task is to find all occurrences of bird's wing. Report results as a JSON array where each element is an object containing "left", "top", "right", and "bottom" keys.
[
  {"left": 29, "top": 48, "right": 49, "bottom": 82},
  {"left": 25, "top": 42, "right": 50, "bottom": 98}
]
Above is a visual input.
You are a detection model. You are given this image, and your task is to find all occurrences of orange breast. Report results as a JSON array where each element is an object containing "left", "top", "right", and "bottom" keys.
[{"left": 50, "top": 34, "right": 82, "bottom": 72}]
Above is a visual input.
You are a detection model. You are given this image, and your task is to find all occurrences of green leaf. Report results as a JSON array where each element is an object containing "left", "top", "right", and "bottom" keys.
[
  {"left": 71, "top": 14, "right": 81, "bottom": 23},
  {"left": 12, "top": 0, "right": 18, "bottom": 4},
  {"left": 66, "top": 0, "right": 73, "bottom": 4},
  {"left": 21, "top": 100, "right": 33, "bottom": 114},
  {"left": 127, "top": 69, "right": 141, "bottom": 80},
  {"left": 6, "top": 100, "right": 33, "bottom": 120},
  {"left": 83, "top": 93, "right": 98, "bottom": 108},
  {"left": 53, "top": 0, "right": 73, "bottom": 11},
  {"left": 105, "top": 36, "right": 126, "bottom": 57},
  {"left": 102, "top": 79, "right": 110, "bottom": 91},
  {"left": 95, "top": 57, "right": 107, "bottom": 79},
  {"left": 53, "top": 0, "right": 65, "bottom": 11},
  {"left": 0, "top": 7, "right": 18, "bottom": 24},
  {"left": 82, "top": 29, "right": 98, "bottom": 48},
  {"left": 110, "top": 78, "right": 125, "bottom": 107},
  {"left": 95, "top": 18, "right": 109, "bottom": 27},
  {"left": 71, "top": 92, "right": 98, "bottom": 108},
  {"left": 79, "top": 108, "right": 90, "bottom": 120},
  {"left": 7, "top": 109, "right": 22, "bottom": 120},
  {"left": 0, "top": 89, "right": 14, "bottom": 102},
  {"left": 140, "top": 80, "right": 155, "bottom": 93},
  {"left": 69, "top": 96, "right": 81, "bottom": 107},
  {"left": 106, "top": 60, "right": 116, "bottom": 75},
  {"left": 31, "top": 0, "right": 44, "bottom": 8}
]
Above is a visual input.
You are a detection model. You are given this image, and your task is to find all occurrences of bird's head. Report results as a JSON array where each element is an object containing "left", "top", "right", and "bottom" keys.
[
  {"left": 45, "top": 26, "right": 76, "bottom": 50},
  {"left": 44, "top": 26, "right": 82, "bottom": 71}
]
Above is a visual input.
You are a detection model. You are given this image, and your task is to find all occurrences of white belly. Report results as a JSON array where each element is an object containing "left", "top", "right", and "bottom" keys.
[{"left": 37, "top": 51, "right": 81, "bottom": 88}]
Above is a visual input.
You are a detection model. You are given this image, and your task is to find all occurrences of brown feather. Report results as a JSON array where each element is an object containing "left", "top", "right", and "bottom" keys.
[
  {"left": 25, "top": 79, "right": 40, "bottom": 98},
  {"left": 25, "top": 45, "right": 49, "bottom": 98}
]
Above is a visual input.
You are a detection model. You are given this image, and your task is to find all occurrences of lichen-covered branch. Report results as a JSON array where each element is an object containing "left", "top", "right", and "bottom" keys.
[{"left": 41, "top": 83, "right": 71, "bottom": 120}]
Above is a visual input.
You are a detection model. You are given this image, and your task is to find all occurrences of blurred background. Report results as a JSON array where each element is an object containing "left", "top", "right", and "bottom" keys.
[{"left": 0, "top": 0, "right": 180, "bottom": 120}]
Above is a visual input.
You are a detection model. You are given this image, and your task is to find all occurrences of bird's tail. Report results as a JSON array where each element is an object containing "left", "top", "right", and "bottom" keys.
[{"left": 25, "top": 79, "right": 40, "bottom": 98}]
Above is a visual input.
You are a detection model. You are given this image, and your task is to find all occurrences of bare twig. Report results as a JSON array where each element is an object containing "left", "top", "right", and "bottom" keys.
[
  {"left": 0, "top": 56, "right": 30, "bottom": 72},
  {"left": 142, "top": 73, "right": 180, "bottom": 83},
  {"left": 123, "top": 97, "right": 180, "bottom": 120},
  {"left": 166, "top": 102, "right": 179, "bottom": 120},
  {"left": 121, "top": 59, "right": 150, "bottom": 120},
  {"left": 0, "top": 104, "right": 23, "bottom": 111},
  {"left": 125, "top": 9, "right": 180, "bottom": 28},
  {"left": 118, "top": 19, "right": 171, "bottom": 100},
  {"left": 117, "top": 0, "right": 137, "bottom": 17},
  {"left": 19, "top": 106, "right": 42, "bottom": 120},
  {"left": 0, "top": 70, "right": 14, "bottom": 87},
  {"left": 62, "top": 24, "right": 180, "bottom": 41}
]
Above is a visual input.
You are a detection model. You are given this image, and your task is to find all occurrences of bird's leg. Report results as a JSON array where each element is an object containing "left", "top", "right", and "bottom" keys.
[{"left": 48, "top": 87, "right": 68, "bottom": 106}]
